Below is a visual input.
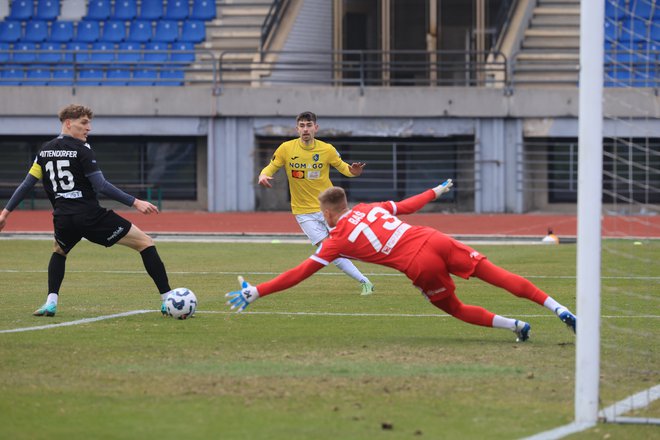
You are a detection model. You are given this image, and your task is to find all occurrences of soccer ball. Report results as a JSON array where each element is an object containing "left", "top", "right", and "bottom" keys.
[{"left": 165, "top": 288, "right": 197, "bottom": 319}]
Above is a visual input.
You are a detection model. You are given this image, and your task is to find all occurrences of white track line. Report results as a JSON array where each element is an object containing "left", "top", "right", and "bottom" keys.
[{"left": 0, "top": 310, "right": 152, "bottom": 334}]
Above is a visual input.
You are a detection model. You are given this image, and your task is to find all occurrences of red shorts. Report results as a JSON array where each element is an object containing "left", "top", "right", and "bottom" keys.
[{"left": 405, "top": 231, "right": 486, "bottom": 301}]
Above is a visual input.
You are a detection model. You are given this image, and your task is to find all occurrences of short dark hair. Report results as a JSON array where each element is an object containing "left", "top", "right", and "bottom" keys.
[
  {"left": 318, "top": 186, "right": 347, "bottom": 209},
  {"left": 296, "top": 111, "right": 317, "bottom": 124},
  {"left": 58, "top": 104, "right": 93, "bottom": 122}
]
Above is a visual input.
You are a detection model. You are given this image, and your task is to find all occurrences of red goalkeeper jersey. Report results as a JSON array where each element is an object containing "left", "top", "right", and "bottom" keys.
[{"left": 257, "top": 189, "right": 439, "bottom": 296}]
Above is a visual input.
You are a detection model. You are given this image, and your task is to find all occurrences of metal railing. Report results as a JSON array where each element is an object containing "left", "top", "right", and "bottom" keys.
[
  {"left": 218, "top": 49, "right": 508, "bottom": 92},
  {"left": 260, "top": 0, "right": 292, "bottom": 56}
]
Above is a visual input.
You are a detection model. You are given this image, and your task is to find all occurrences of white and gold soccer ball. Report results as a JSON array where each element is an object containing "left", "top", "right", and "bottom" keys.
[{"left": 165, "top": 288, "right": 197, "bottom": 319}]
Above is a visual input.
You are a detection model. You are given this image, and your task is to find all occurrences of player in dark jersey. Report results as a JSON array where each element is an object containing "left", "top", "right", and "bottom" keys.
[
  {"left": 0, "top": 104, "right": 173, "bottom": 317},
  {"left": 226, "top": 181, "right": 577, "bottom": 342}
]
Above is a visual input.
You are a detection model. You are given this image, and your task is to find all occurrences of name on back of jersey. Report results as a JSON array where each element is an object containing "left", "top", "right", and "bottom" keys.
[{"left": 40, "top": 150, "right": 78, "bottom": 158}]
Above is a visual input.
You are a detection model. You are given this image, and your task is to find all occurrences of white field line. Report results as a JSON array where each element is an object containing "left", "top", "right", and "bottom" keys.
[
  {"left": 521, "top": 385, "right": 660, "bottom": 439},
  {"left": 0, "top": 268, "right": 658, "bottom": 281},
  {"left": 2, "top": 309, "right": 656, "bottom": 335},
  {"left": 0, "top": 310, "right": 152, "bottom": 334}
]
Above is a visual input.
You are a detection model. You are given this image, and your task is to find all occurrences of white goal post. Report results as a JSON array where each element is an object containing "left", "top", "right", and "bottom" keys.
[{"left": 576, "top": 0, "right": 605, "bottom": 427}]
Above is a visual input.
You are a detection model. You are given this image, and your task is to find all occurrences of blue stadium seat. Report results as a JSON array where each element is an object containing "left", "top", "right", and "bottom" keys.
[
  {"left": 651, "top": 22, "right": 660, "bottom": 42},
  {"left": 106, "top": 67, "right": 131, "bottom": 85},
  {"left": 8, "top": 0, "right": 33, "bottom": 21},
  {"left": 132, "top": 67, "right": 157, "bottom": 85},
  {"left": 101, "top": 20, "right": 126, "bottom": 42},
  {"left": 76, "top": 20, "right": 101, "bottom": 42},
  {"left": 37, "top": 41, "right": 64, "bottom": 62},
  {"left": 170, "top": 41, "right": 194, "bottom": 62},
  {"left": 91, "top": 41, "right": 115, "bottom": 62},
  {"left": 190, "top": 0, "right": 215, "bottom": 20},
  {"left": 50, "top": 64, "right": 73, "bottom": 85},
  {"left": 113, "top": 0, "right": 137, "bottom": 20},
  {"left": 23, "top": 20, "right": 49, "bottom": 42},
  {"left": 117, "top": 41, "right": 142, "bottom": 62},
  {"left": 0, "top": 21, "right": 23, "bottom": 43},
  {"left": 12, "top": 41, "right": 37, "bottom": 62},
  {"left": 26, "top": 65, "right": 50, "bottom": 85},
  {"left": 159, "top": 67, "right": 184, "bottom": 85},
  {"left": 36, "top": 0, "right": 60, "bottom": 21},
  {"left": 153, "top": 20, "right": 178, "bottom": 42},
  {"left": 0, "top": 42, "right": 10, "bottom": 62},
  {"left": 604, "top": 19, "right": 619, "bottom": 43},
  {"left": 632, "top": 0, "right": 653, "bottom": 19},
  {"left": 144, "top": 41, "right": 167, "bottom": 61},
  {"left": 86, "top": 0, "right": 111, "bottom": 21},
  {"left": 78, "top": 66, "right": 104, "bottom": 85},
  {"left": 50, "top": 20, "right": 74, "bottom": 42},
  {"left": 127, "top": 20, "right": 152, "bottom": 42},
  {"left": 180, "top": 20, "right": 205, "bottom": 43},
  {"left": 164, "top": 0, "right": 188, "bottom": 20},
  {"left": 1, "top": 65, "right": 25, "bottom": 85},
  {"left": 65, "top": 41, "right": 91, "bottom": 61},
  {"left": 605, "top": 0, "right": 626, "bottom": 20},
  {"left": 621, "top": 18, "right": 648, "bottom": 42},
  {"left": 139, "top": 0, "right": 163, "bottom": 20}
]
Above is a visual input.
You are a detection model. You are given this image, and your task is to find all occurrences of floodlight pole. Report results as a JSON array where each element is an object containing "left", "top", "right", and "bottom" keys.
[{"left": 576, "top": 0, "right": 605, "bottom": 427}]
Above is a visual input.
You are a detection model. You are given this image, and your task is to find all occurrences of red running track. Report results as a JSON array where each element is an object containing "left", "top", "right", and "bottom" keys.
[{"left": 3, "top": 210, "right": 659, "bottom": 238}]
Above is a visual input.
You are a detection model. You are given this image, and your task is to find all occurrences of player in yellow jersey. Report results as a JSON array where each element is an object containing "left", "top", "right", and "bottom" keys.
[{"left": 258, "top": 111, "right": 375, "bottom": 295}]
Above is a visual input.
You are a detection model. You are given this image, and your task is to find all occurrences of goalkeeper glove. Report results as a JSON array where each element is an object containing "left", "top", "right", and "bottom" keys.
[
  {"left": 432, "top": 179, "right": 453, "bottom": 199},
  {"left": 225, "top": 275, "right": 259, "bottom": 312}
]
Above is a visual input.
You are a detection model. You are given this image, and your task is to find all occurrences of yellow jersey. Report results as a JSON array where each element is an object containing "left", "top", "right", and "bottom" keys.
[{"left": 260, "top": 138, "right": 356, "bottom": 214}]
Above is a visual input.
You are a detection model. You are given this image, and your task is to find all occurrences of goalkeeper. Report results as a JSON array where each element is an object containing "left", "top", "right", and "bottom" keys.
[{"left": 227, "top": 179, "right": 577, "bottom": 342}]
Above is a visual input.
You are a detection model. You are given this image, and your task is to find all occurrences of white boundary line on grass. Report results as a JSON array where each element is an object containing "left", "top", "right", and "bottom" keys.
[
  {"left": 0, "top": 310, "right": 152, "bottom": 334},
  {"left": 2, "top": 309, "right": 658, "bottom": 335},
  {"left": 521, "top": 384, "right": 660, "bottom": 439}
]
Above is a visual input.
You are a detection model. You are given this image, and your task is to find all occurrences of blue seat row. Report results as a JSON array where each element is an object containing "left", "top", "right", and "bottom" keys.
[
  {"left": 0, "top": 64, "right": 185, "bottom": 86},
  {"left": 606, "top": 0, "right": 660, "bottom": 21},
  {"left": 604, "top": 17, "right": 660, "bottom": 42},
  {"left": 6, "top": 0, "right": 216, "bottom": 22},
  {"left": 0, "top": 19, "right": 206, "bottom": 43},
  {"left": 0, "top": 40, "right": 195, "bottom": 62},
  {"left": 603, "top": 0, "right": 659, "bottom": 87}
]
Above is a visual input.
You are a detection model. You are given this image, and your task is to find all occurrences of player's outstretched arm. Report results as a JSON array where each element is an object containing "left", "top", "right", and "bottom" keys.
[
  {"left": 431, "top": 178, "right": 453, "bottom": 199},
  {"left": 258, "top": 174, "right": 274, "bottom": 188},
  {"left": 394, "top": 179, "right": 453, "bottom": 215},
  {"left": 225, "top": 276, "right": 259, "bottom": 312},
  {"left": 133, "top": 198, "right": 159, "bottom": 215}
]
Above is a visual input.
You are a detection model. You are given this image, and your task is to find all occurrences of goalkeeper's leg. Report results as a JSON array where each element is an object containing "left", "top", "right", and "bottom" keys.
[
  {"left": 431, "top": 292, "right": 530, "bottom": 340},
  {"left": 472, "top": 259, "right": 576, "bottom": 333}
]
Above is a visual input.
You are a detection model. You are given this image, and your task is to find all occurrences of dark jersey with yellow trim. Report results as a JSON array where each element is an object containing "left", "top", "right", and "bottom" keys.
[{"left": 31, "top": 135, "right": 102, "bottom": 215}]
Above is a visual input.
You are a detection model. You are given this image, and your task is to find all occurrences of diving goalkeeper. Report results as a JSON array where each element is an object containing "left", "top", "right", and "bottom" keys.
[{"left": 227, "top": 180, "right": 576, "bottom": 342}]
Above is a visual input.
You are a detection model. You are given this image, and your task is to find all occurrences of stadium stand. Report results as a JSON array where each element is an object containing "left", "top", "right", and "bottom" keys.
[{"left": 0, "top": 0, "right": 273, "bottom": 86}]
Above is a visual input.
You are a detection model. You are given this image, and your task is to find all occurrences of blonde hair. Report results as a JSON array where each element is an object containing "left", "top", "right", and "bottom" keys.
[
  {"left": 58, "top": 104, "right": 93, "bottom": 122},
  {"left": 318, "top": 186, "right": 347, "bottom": 211}
]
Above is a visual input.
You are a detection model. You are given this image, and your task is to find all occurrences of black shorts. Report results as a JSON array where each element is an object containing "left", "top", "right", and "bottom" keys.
[{"left": 53, "top": 207, "right": 132, "bottom": 254}]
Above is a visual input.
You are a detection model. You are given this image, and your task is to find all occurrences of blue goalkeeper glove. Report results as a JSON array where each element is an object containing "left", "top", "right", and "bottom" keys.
[
  {"left": 432, "top": 179, "right": 453, "bottom": 199},
  {"left": 225, "top": 276, "right": 259, "bottom": 312}
]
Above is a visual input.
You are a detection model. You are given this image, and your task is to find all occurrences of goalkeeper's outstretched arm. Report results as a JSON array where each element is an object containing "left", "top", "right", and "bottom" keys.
[
  {"left": 394, "top": 179, "right": 453, "bottom": 215},
  {"left": 225, "top": 259, "right": 325, "bottom": 312}
]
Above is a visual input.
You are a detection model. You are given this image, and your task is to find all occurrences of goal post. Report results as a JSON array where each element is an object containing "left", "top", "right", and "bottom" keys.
[{"left": 575, "top": 0, "right": 604, "bottom": 426}]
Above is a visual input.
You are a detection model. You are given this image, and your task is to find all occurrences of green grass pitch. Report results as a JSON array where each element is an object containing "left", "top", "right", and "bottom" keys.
[{"left": 0, "top": 239, "right": 657, "bottom": 439}]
